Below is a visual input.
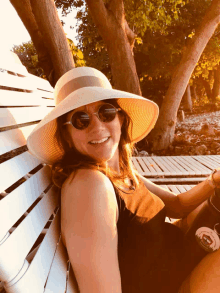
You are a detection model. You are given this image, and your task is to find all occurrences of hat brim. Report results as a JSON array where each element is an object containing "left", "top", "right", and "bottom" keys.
[{"left": 27, "top": 87, "right": 159, "bottom": 164}]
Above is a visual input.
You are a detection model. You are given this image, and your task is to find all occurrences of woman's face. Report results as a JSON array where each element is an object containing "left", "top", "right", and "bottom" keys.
[{"left": 64, "top": 101, "right": 124, "bottom": 171}]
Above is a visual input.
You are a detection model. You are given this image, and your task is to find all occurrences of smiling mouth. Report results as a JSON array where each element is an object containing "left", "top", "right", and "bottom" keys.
[{"left": 89, "top": 137, "right": 110, "bottom": 144}]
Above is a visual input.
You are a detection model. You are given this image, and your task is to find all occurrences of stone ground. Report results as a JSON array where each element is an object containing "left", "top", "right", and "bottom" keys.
[{"left": 135, "top": 109, "right": 220, "bottom": 157}]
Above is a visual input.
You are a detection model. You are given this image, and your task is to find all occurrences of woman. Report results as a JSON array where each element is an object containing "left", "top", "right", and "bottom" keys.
[{"left": 27, "top": 67, "right": 220, "bottom": 293}]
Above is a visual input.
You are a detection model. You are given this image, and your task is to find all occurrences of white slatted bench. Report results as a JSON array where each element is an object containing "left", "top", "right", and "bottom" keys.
[
  {"left": 0, "top": 52, "right": 79, "bottom": 293},
  {"left": 0, "top": 51, "right": 205, "bottom": 292},
  {"left": 132, "top": 155, "right": 220, "bottom": 184}
]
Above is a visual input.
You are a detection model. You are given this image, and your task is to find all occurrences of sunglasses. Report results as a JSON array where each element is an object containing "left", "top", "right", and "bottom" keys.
[{"left": 63, "top": 103, "right": 121, "bottom": 130}]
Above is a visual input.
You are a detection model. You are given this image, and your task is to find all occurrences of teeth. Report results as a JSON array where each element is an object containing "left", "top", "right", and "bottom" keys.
[{"left": 90, "top": 137, "right": 109, "bottom": 144}]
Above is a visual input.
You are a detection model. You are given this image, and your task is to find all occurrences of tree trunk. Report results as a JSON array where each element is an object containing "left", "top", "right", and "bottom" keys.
[
  {"left": 10, "top": 0, "right": 54, "bottom": 84},
  {"left": 182, "top": 84, "right": 193, "bottom": 112},
  {"left": 212, "top": 64, "right": 220, "bottom": 102},
  {"left": 10, "top": 0, "right": 75, "bottom": 86},
  {"left": 86, "top": 0, "right": 141, "bottom": 95},
  {"left": 149, "top": 0, "right": 220, "bottom": 151},
  {"left": 192, "top": 84, "right": 198, "bottom": 102},
  {"left": 202, "top": 78, "right": 213, "bottom": 100}
]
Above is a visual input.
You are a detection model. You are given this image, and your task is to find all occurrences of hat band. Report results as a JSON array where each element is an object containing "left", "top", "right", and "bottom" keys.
[{"left": 56, "top": 75, "right": 108, "bottom": 105}]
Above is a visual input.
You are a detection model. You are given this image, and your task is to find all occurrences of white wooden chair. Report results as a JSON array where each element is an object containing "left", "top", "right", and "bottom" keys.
[{"left": 0, "top": 51, "right": 79, "bottom": 293}]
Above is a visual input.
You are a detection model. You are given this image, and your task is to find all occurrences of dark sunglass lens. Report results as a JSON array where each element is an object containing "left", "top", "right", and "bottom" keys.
[
  {"left": 71, "top": 111, "right": 90, "bottom": 129},
  {"left": 99, "top": 104, "right": 117, "bottom": 122}
]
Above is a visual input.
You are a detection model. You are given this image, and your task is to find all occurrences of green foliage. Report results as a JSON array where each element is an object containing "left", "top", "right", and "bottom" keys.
[
  {"left": 12, "top": 39, "right": 86, "bottom": 78},
  {"left": 12, "top": 41, "right": 45, "bottom": 78},
  {"left": 67, "top": 38, "right": 86, "bottom": 67},
  {"left": 55, "top": 0, "right": 220, "bottom": 105}
]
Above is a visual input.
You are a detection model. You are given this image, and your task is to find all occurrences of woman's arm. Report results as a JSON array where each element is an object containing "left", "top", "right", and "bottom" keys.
[
  {"left": 139, "top": 168, "right": 220, "bottom": 219},
  {"left": 61, "top": 169, "right": 122, "bottom": 293}
]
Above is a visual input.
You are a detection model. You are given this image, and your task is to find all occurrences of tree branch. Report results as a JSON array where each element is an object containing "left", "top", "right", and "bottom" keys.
[{"left": 125, "top": 20, "right": 136, "bottom": 50}]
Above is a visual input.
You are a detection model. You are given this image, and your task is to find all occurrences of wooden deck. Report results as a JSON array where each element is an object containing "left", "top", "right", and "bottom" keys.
[{"left": 132, "top": 155, "right": 220, "bottom": 183}]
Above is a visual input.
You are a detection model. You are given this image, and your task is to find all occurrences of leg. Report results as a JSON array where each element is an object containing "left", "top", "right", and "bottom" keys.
[{"left": 179, "top": 247, "right": 220, "bottom": 292}]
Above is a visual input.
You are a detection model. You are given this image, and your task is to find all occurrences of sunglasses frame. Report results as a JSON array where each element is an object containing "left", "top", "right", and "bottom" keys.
[{"left": 63, "top": 103, "right": 121, "bottom": 130}]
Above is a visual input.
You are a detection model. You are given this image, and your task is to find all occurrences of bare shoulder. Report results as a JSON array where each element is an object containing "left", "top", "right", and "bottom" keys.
[
  {"left": 62, "top": 168, "right": 116, "bottom": 198},
  {"left": 61, "top": 169, "right": 119, "bottom": 246}
]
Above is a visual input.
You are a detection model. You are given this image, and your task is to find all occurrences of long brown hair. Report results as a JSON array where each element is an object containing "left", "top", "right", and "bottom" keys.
[{"left": 51, "top": 99, "right": 140, "bottom": 190}]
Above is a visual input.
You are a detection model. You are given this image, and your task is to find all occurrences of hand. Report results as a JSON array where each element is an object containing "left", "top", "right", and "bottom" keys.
[{"left": 212, "top": 168, "right": 220, "bottom": 188}]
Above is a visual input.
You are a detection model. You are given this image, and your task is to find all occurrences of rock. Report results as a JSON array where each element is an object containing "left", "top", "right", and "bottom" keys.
[
  {"left": 168, "top": 145, "right": 174, "bottom": 151},
  {"left": 174, "top": 146, "right": 182, "bottom": 155},
  {"left": 195, "top": 145, "right": 207, "bottom": 155},
  {"left": 206, "top": 151, "right": 211, "bottom": 155},
  {"left": 200, "top": 123, "right": 215, "bottom": 136},
  {"left": 216, "top": 148, "right": 220, "bottom": 155},
  {"left": 211, "top": 142, "right": 220, "bottom": 149},
  {"left": 138, "top": 150, "right": 149, "bottom": 157}
]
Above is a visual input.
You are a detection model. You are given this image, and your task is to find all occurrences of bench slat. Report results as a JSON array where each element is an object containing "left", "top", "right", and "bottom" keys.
[
  {"left": 7, "top": 210, "right": 60, "bottom": 293},
  {"left": 0, "top": 166, "right": 51, "bottom": 240},
  {"left": 0, "top": 186, "right": 59, "bottom": 283},
  {"left": 0, "top": 56, "right": 28, "bottom": 77},
  {"left": 28, "top": 74, "right": 54, "bottom": 92},
  {"left": 193, "top": 155, "right": 220, "bottom": 170},
  {"left": 0, "top": 151, "right": 41, "bottom": 192},
  {"left": 0, "top": 125, "right": 36, "bottom": 155},
  {"left": 142, "top": 157, "right": 165, "bottom": 176},
  {"left": 0, "top": 89, "right": 54, "bottom": 107},
  {"left": 44, "top": 239, "right": 68, "bottom": 293},
  {"left": 0, "top": 72, "right": 36, "bottom": 91},
  {"left": 0, "top": 107, "right": 52, "bottom": 128}
]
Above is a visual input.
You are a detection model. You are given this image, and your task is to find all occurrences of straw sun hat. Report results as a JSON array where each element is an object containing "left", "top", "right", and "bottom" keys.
[{"left": 27, "top": 67, "right": 159, "bottom": 165}]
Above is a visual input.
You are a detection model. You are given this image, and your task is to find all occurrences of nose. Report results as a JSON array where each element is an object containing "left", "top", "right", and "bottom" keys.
[{"left": 88, "top": 113, "right": 105, "bottom": 131}]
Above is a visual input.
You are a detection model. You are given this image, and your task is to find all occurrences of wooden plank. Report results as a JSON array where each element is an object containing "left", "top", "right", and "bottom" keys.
[
  {"left": 148, "top": 177, "right": 206, "bottom": 184},
  {"left": 44, "top": 239, "right": 68, "bottom": 293},
  {"left": 131, "top": 157, "right": 144, "bottom": 173},
  {"left": 175, "top": 185, "right": 187, "bottom": 193},
  {"left": 163, "top": 156, "right": 189, "bottom": 175},
  {"left": 0, "top": 151, "right": 42, "bottom": 192},
  {"left": 156, "top": 157, "right": 180, "bottom": 174},
  {"left": 0, "top": 52, "right": 28, "bottom": 76},
  {"left": 206, "top": 155, "right": 220, "bottom": 164},
  {"left": 167, "top": 185, "right": 180, "bottom": 194},
  {"left": 193, "top": 156, "right": 219, "bottom": 170},
  {"left": 142, "top": 157, "right": 164, "bottom": 176},
  {"left": 0, "top": 71, "right": 36, "bottom": 91},
  {"left": 8, "top": 210, "right": 60, "bottom": 293},
  {"left": 37, "top": 90, "right": 54, "bottom": 100},
  {"left": 0, "top": 166, "right": 51, "bottom": 240},
  {"left": 160, "top": 185, "right": 169, "bottom": 191},
  {"left": 28, "top": 73, "right": 54, "bottom": 92},
  {"left": 150, "top": 157, "right": 171, "bottom": 176},
  {"left": 135, "top": 158, "right": 152, "bottom": 176},
  {"left": 0, "top": 89, "right": 55, "bottom": 106},
  {"left": 0, "top": 124, "right": 37, "bottom": 155},
  {"left": 0, "top": 186, "right": 59, "bottom": 283},
  {"left": 182, "top": 156, "right": 211, "bottom": 174},
  {"left": 0, "top": 107, "right": 51, "bottom": 128},
  {"left": 160, "top": 156, "right": 187, "bottom": 176},
  {"left": 170, "top": 156, "right": 198, "bottom": 175}
]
